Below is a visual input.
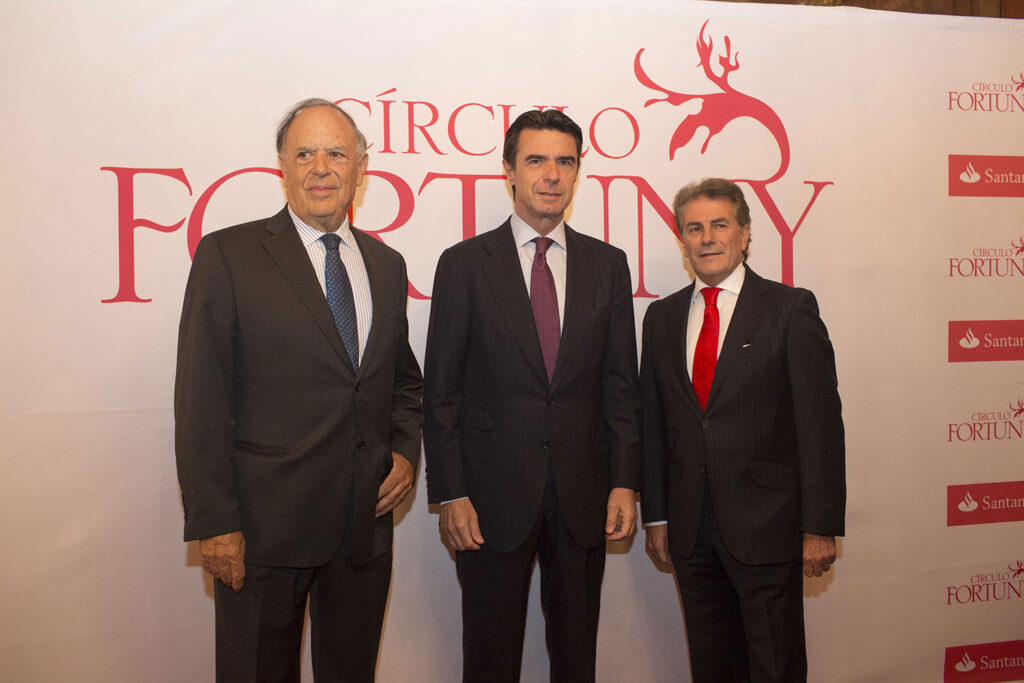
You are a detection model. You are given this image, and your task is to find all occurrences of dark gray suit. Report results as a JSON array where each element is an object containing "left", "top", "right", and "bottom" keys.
[
  {"left": 423, "top": 220, "right": 641, "bottom": 681},
  {"left": 175, "top": 206, "right": 422, "bottom": 680},
  {"left": 641, "top": 266, "right": 845, "bottom": 682}
]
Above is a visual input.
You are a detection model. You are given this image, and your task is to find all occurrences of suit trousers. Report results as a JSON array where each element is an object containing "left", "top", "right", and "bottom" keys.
[
  {"left": 455, "top": 471, "right": 606, "bottom": 683},
  {"left": 672, "top": 486, "right": 806, "bottom": 683},
  {"left": 213, "top": 526, "right": 392, "bottom": 683}
]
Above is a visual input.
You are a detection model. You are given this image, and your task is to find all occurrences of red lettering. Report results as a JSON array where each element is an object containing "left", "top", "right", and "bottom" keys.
[
  {"left": 739, "top": 181, "right": 833, "bottom": 286},
  {"left": 187, "top": 168, "right": 281, "bottom": 258},
  {"left": 334, "top": 98, "right": 373, "bottom": 151},
  {"left": 447, "top": 103, "right": 497, "bottom": 157},
  {"left": 377, "top": 88, "right": 398, "bottom": 154},
  {"left": 419, "top": 172, "right": 507, "bottom": 243},
  {"left": 587, "top": 175, "right": 671, "bottom": 299},
  {"left": 406, "top": 101, "right": 447, "bottom": 155},
  {"left": 588, "top": 108, "right": 640, "bottom": 159},
  {"left": 100, "top": 167, "right": 191, "bottom": 303},
  {"left": 498, "top": 104, "right": 515, "bottom": 137},
  {"left": 357, "top": 170, "right": 427, "bottom": 300}
]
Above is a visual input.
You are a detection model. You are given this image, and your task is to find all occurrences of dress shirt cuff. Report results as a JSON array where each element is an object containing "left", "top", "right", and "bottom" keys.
[
  {"left": 441, "top": 496, "right": 468, "bottom": 506},
  {"left": 644, "top": 520, "right": 667, "bottom": 527}
]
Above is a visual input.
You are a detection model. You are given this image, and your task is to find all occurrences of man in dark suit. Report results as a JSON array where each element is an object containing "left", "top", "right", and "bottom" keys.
[
  {"left": 641, "top": 178, "right": 845, "bottom": 682},
  {"left": 423, "top": 109, "right": 642, "bottom": 683},
  {"left": 174, "top": 98, "right": 423, "bottom": 682}
]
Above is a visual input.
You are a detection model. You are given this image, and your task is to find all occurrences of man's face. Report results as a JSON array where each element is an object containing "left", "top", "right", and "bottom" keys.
[
  {"left": 679, "top": 197, "right": 750, "bottom": 287},
  {"left": 503, "top": 128, "right": 579, "bottom": 234},
  {"left": 279, "top": 106, "right": 367, "bottom": 233}
]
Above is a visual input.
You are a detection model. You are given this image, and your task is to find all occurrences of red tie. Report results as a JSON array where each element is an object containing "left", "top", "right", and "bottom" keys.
[
  {"left": 692, "top": 287, "right": 721, "bottom": 410},
  {"left": 530, "top": 237, "right": 560, "bottom": 383}
]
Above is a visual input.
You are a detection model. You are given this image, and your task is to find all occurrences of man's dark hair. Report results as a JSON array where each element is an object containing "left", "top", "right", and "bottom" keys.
[
  {"left": 275, "top": 97, "right": 367, "bottom": 157},
  {"left": 672, "top": 177, "right": 752, "bottom": 260},
  {"left": 502, "top": 109, "right": 583, "bottom": 167}
]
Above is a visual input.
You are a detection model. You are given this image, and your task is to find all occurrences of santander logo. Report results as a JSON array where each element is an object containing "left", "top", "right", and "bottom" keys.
[
  {"left": 957, "top": 492, "right": 979, "bottom": 513},
  {"left": 954, "top": 652, "right": 977, "bottom": 673},
  {"left": 959, "top": 329, "right": 981, "bottom": 349},
  {"left": 959, "top": 163, "right": 981, "bottom": 184}
]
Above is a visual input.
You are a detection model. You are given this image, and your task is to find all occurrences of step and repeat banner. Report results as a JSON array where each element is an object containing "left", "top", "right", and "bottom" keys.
[{"left": 2, "top": 1, "right": 1022, "bottom": 681}]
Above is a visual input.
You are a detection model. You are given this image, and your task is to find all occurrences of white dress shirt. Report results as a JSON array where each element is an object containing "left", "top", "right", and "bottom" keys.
[
  {"left": 289, "top": 207, "right": 373, "bottom": 363},
  {"left": 510, "top": 212, "right": 567, "bottom": 327},
  {"left": 685, "top": 265, "right": 746, "bottom": 379}
]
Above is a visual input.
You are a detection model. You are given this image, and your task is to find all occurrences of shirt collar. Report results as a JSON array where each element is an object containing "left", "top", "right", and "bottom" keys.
[
  {"left": 288, "top": 206, "right": 357, "bottom": 249},
  {"left": 692, "top": 263, "right": 746, "bottom": 302},
  {"left": 510, "top": 212, "right": 567, "bottom": 251}
]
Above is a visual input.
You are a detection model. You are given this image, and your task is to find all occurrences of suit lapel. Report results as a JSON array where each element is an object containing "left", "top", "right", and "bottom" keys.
[
  {"left": 261, "top": 208, "right": 356, "bottom": 376},
  {"left": 668, "top": 284, "right": 702, "bottom": 412},
  {"left": 705, "top": 265, "right": 767, "bottom": 408},
  {"left": 351, "top": 228, "right": 388, "bottom": 377},
  {"left": 553, "top": 225, "right": 593, "bottom": 389},
  {"left": 479, "top": 221, "right": 549, "bottom": 385}
]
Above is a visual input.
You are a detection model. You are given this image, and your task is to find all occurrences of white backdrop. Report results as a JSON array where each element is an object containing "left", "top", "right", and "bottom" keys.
[{"left": 2, "top": 1, "right": 1023, "bottom": 681}]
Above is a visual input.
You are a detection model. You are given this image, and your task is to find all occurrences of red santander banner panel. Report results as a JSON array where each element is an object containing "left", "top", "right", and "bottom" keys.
[
  {"left": 947, "top": 481, "right": 1024, "bottom": 526},
  {"left": 949, "top": 154, "right": 1024, "bottom": 197},
  {"left": 948, "top": 320, "right": 1024, "bottom": 363}
]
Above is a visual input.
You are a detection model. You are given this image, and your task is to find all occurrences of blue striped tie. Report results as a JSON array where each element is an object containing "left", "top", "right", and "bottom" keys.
[{"left": 321, "top": 233, "right": 359, "bottom": 371}]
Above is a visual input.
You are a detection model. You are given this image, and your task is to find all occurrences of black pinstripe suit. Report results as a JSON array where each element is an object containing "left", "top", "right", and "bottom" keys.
[
  {"left": 641, "top": 265, "right": 845, "bottom": 682},
  {"left": 423, "top": 219, "right": 642, "bottom": 681}
]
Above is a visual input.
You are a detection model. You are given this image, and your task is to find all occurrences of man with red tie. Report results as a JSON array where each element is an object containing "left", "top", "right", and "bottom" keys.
[
  {"left": 423, "top": 109, "right": 642, "bottom": 682},
  {"left": 641, "top": 178, "right": 846, "bottom": 682}
]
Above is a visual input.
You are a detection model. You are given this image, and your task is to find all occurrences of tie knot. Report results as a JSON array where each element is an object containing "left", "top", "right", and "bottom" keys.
[
  {"left": 321, "top": 232, "right": 342, "bottom": 251},
  {"left": 533, "top": 236, "right": 553, "bottom": 256},
  {"left": 701, "top": 286, "right": 721, "bottom": 307}
]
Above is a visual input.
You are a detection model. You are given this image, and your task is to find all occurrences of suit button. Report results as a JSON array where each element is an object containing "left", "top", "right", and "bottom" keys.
[
  {"left": 546, "top": 399, "right": 555, "bottom": 406},
  {"left": 356, "top": 440, "right": 366, "bottom": 449},
  {"left": 354, "top": 381, "right": 361, "bottom": 392},
  {"left": 702, "top": 419, "right": 709, "bottom": 429},
  {"left": 540, "top": 440, "right": 550, "bottom": 448}
]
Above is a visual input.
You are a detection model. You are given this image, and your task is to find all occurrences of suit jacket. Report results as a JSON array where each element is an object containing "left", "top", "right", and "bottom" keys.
[
  {"left": 174, "top": 207, "right": 423, "bottom": 568},
  {"left": 641, "top": 266, "right": 845, "bottom": 566},
  {"left": 423, "top": 220, "right": 642, "bottom": 553}
]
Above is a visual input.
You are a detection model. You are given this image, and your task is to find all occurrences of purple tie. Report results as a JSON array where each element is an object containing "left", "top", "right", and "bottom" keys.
[{"left": 531, "top": 237, "right": 560, "bottom": 383}]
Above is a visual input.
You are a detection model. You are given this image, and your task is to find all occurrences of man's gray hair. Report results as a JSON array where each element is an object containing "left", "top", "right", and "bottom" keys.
[
  {"left": 672, "top": 177, "right": 752, "bottom": 260},
  {"left": 275, "top": 98, "right": 367, "bottom": 158}
]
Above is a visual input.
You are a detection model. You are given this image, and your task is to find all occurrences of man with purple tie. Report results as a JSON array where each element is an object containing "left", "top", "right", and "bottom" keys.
[{"left": 423, "top": 109, "right": 642, "bottom": 683}]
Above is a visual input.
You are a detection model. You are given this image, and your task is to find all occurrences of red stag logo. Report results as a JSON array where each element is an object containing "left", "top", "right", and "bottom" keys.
[
  {"left": 1013, "top": 73, "right": 1024, "bottom": 92},
  {"left": 1012, "top": 237, "right": 1024, "bottom": 256},
  {"left": 1011, "top": 399, "right": 1024, "bottom": 419},
  {"left": 634, "top": 21, "right": 790, "bottom": 183},
  {"left": 1010, "top": 559, "right": 1024, "bottom": 578}
]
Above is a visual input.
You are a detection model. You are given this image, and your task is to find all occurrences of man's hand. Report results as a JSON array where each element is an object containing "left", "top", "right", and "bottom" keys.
[
  {"left": 199, "top": 531, "right": 246, "bottom": 592},
  {"left": 440, "top": 498, "right": 484, "bottom": 551},
  {"left": 376, "top": 452, "right": 414, "bottom": 517},
  {"left": 645, "top": 524, "right": 671, "bottom": 566},
  {"left": 605, "top": 487, "right": 638, "bottom": 542},
  {"left": 802, "top": 533, "right": 837, "bottom": 578}
]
